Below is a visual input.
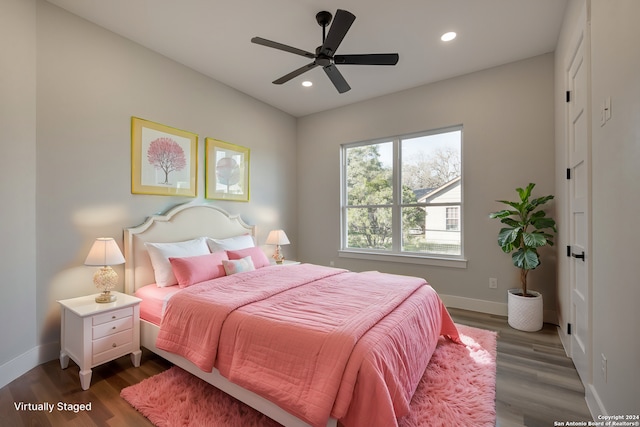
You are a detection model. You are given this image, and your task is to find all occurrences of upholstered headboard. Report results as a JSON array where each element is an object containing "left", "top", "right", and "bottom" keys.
[{"left": 123, "top": 203, "right": 256, "bottom": 294}]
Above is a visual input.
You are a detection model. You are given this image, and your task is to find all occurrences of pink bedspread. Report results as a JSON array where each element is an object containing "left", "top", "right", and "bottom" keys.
[
  {"left": 156, "top": 264, "right": 459, "bottom": 427},
  {"left": 156, "top": 264, "right": 344, "bottom": 372}
]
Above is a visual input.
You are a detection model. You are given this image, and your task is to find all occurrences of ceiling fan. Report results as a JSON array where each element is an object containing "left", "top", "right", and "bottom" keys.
[{"left": 251, "top": 9, "right": 399, "bottom": 94}]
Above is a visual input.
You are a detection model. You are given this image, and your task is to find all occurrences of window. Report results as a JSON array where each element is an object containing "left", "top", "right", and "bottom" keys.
[
  {"left": 446, "top": 207, "right": 460, "bottom": 231},
  {"left": 341, "top": 127, "right": 463, "bottom": 262}
]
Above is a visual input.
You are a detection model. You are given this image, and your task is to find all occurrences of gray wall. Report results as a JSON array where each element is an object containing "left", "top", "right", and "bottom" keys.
[
  {"left": 0, "top": 0, "right": 38, "bottom": 386},
  {"left": 30, "top": 1, "right": 298, "bottom": 363},
  {"left": 296, "top": 53, "right": 557, "bottom": 318},
  {"left": 589, "top": 0, "right": 640, "bottom": 413}
]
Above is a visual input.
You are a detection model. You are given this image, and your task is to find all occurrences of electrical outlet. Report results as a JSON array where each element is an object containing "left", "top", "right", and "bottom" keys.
[
  {"left": 601, "top": 353, "right": 607, "bottom": 382},
  {"left": 489, "top": 278, "right": 498, "bottom": 289}
]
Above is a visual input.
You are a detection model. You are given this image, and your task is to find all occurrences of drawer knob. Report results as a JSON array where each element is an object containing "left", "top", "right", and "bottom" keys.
[
  {"left": 112, "top": 326, "right": 116, "bottom": 330},
  {"left": 112, "top": 343, "right": 117, "bottom": 348},
  {"left": 112, "top": 315, "right": 116, "bottom": 319}
]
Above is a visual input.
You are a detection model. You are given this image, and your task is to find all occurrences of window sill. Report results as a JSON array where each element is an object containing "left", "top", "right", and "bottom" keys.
[{"left": 338, "top": 250, "right": 467, "bottom": 269}]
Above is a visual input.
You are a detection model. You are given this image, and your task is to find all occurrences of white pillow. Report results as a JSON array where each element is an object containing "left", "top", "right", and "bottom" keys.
[
  {"left": 206, "top": 234, "right": 255, "bottom": 252},
  {"left": 222, "top": 256, "right": 255, "bottom": 275},
  {"left": 145, "top": 237, "right": 210, "bottom": 287}
]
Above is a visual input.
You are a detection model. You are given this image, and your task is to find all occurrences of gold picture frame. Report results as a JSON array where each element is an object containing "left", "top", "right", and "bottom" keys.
[
  {"left": 131, "top": 117, "right": 197, "bottom": 197},
  {"left": 205, "top": 138, "right": 250, "bottom": 202}
]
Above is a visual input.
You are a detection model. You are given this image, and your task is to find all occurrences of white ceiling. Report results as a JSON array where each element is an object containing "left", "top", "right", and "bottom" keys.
[{"left": 45, "top": 0, "right": 567, "bottom": 117}]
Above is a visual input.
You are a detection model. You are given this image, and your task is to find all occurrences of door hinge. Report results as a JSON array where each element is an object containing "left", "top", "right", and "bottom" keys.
[
  {"left": 566, "top": 90, "right": 571, "bottom": 102},
  {"left": 566, "top": 168, "right": 571, "bottom": 179},
  {"left": 567, "top": 245, "right": 572, "bottom": 257},
  {"left": 567, "top": 323, "right": 572, "bottom": 335}
]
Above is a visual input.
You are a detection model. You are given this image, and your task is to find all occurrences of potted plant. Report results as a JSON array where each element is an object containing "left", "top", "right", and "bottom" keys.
[{"left": 489, "top": 183, "right": 557, "bottom": 331}]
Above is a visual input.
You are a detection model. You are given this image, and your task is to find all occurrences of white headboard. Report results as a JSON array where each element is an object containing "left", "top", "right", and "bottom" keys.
[{"left": 123, "top": 203, "right": 256, "bottom": 294}]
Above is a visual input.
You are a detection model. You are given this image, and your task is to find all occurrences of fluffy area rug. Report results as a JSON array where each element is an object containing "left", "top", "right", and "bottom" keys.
[{"left": 121, "top": 324, "right": 496, "bottom": 427}]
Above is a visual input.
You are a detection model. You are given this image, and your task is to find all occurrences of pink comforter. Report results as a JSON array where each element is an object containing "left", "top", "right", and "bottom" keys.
[{"left": 156, "top": 264, "right": 459, "bottom": 427}]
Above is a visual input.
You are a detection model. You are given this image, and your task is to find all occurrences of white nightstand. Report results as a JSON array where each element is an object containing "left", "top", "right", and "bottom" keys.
[
  {"left": 58, "top": 291, "right": 142, "bottom": 390},
  {"left": 271, "top": 260, "right": 301, "bottom": 266}
]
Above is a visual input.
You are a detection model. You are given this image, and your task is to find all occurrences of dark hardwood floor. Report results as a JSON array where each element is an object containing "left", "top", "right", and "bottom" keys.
[{"left": 0, "top": 309, "right": 592, "bottom": 426}]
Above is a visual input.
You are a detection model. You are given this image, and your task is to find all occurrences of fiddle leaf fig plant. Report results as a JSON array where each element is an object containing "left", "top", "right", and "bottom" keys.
[{"left": 489, "top": 183, "right": 557, "bottom": 297}]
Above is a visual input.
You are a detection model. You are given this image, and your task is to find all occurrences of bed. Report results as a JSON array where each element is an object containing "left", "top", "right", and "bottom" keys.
[{"left": 124, "top": 203, "right": 459, "bottom": 427}]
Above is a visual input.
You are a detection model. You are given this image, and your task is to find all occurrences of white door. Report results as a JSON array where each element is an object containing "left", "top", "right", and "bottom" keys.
[{"left": 566, "top": 11, "right": 591, "bottom": 385}]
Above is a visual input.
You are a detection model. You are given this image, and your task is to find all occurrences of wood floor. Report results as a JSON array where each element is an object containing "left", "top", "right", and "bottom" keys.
[
  {"left": 448, "top": 308, "right": 593, "bottom": 427},
  {"left": 0, "top": 309, "right": 593, "bottom": 426}
]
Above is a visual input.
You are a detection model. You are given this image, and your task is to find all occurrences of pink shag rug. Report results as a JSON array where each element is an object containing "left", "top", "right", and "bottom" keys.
[{"left": 121, "top": 324, "right": 496, "bottom": 427}]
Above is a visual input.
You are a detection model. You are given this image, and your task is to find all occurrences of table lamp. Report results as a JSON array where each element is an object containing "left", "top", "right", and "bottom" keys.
[
  {"left": 266, "top": 229, "right": 290, "bottom": 264},
  {"left": 84, "top": 237, "right": 125, "bottom": 303}
]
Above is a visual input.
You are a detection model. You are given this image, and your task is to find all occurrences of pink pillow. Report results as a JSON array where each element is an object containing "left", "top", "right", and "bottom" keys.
[
  {"left": 169, "top": 251, "right": 229, "bottom": 288},
  {"left": 226, "top": 247, "right": 271, "bottom": 269}
]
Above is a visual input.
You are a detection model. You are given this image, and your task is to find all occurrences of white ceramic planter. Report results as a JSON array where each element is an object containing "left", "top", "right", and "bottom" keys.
[{"left": 507, "top": 289, "right": 543, "bottom": 332}]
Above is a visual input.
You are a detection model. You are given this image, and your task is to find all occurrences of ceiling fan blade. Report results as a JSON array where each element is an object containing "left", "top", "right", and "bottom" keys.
[
  {"left": 273, "top": 62, "right": 318, "bottom": 85},
  {"left": 251, "top": 37, "right": 315, "bottom": 59},
  {"left": 320, "top": 9, "right": 355, "bottom": 56},
  {"left": 323, "top": 64, "right": 351, "bottom": 93},
  {"left": 334, "top": 53, "right": 399, "bottom": 66}
]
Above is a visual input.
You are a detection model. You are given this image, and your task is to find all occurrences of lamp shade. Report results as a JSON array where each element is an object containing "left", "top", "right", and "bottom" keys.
[
  {"left": 84, "top": 238, "right": 125, "bottom": 266},
  {"left": 266, "top": 230, "right": 290, "bottom": 246}
]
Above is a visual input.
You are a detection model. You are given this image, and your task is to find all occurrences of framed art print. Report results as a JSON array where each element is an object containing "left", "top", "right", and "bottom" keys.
[
  {"left": 205, "top": 138, "right": 250, "bottom": 202},
  {"left": 131, "top": 117, "right": 197, "bottom": 197}
]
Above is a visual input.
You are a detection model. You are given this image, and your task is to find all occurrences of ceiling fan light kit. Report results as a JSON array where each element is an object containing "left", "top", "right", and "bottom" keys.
[{"left": 251, "top": 9, "right": 399, "bottom": 94}]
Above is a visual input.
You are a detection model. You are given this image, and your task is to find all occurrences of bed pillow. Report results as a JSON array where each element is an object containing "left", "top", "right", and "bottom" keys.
[
  {"left": 206, "top": 234, "right": 255, "bottom": 252},
  {"left": 169, "top": 251, "right": 229, "bottom": 288},
  {"left": 222, "top": 256, "right": 255, "bottom": 276},
  {"left": 226, "top": 247, "right": 271, "bottom": 269},
  {"left": 145, "top": 237, "right": 210, "bottom": 287}
]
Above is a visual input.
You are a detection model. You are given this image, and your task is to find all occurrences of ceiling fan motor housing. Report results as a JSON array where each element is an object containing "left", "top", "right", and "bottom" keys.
[{"left": 315, "top": 46, "right": 332, "bottom": 66}]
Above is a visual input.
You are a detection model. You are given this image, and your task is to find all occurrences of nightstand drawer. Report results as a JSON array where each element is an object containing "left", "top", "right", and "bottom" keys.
[
  {"left": 92, "top": 329, "right": 133, "bottom": 355},
  {"left": 93, "top": 342, "right": 133, "bottom": 366},
  {"left": 92, "top": 307, "right": 133, "bottom": 326},
  {"left": 92, "top": 316, "right": 132, "bottom": 340}
]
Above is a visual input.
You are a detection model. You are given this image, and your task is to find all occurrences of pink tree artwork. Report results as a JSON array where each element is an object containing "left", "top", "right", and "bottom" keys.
[{"left": 146, "top": 137, "right": 187, "bottom": 185}]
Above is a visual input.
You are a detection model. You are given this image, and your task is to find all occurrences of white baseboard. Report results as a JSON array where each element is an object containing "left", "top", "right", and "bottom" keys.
[
  {"left": 586, "top": 383, "right": 606, "bottom": 419},
  {"left": 0, "top": 341, "right": 60, "bottom": 389},
  {"left": 0, "top": 347, "right": 40, "bottom": 389},
  {"left": 557, "top": 325, "right": 572, "bottom": 357},
  {"left": 440, "top": 294, "right": 508, "bottom": 316},
  {"left": 440, "top": 294, "right": 558, "bottom": 325}
]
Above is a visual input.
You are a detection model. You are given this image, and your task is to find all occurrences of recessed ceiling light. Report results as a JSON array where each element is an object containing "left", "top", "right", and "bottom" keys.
[
  {"left": 441, "top": 32, "right": 457, "bottom": 42},
  {"left": 302, "top": 81, "right": 313, "bottom": 87}
]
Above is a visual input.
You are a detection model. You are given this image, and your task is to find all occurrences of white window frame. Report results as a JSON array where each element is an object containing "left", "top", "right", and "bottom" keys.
[
  {"left": 339, "top": 126, "right": 466, "bottom": 268},
  {"left": 446, "top": 206, "right": 460, "bottom": 231}
]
